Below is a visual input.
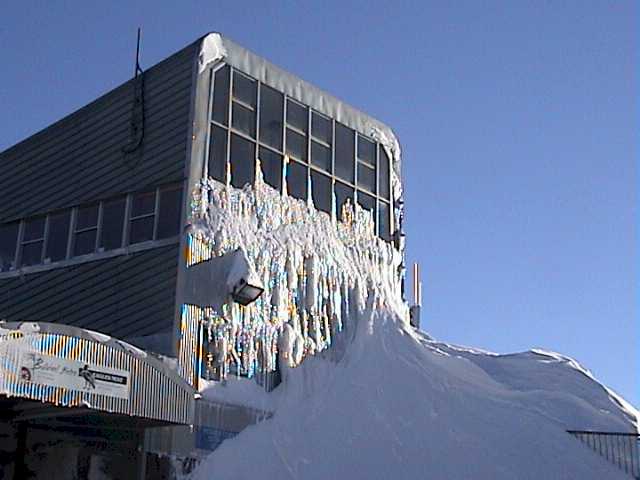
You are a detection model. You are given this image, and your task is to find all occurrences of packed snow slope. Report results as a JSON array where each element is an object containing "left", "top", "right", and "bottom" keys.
[{"left": 192, "top": 297, "right": 637, "bottom": 480}]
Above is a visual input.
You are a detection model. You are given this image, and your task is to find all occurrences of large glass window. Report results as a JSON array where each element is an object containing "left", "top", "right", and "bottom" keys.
[
  {"left": 259, "top": 147, "right": 283, "bottom": 192},
  {"left": 45, "top": 211, "right": 70, "bottom": 262},
  {"left": 212, "top": 66, "right": 230, "bottom": 126},
  {"left": 0, "top": 222, "right": 18, "bottom": 271},
  {"left": 311, "top": 171, "right": 332, "bottom": 214},
  {"left": 286, "top": 160, "right": 307, "bottom": 201},
  {"left": 259, "top": 85, "right": 283, "bottom": 151},
  {"left": 100, "top": 198, "right": 125, "bottom": 250},
  {"left": 129, "top": 192, "right": 155, "bottom": 245},
  {"left": 230, "top": 134, "right": 256, "bottom": 188},
  {"left": 206, "top": 65, "right": 397, "bottom": 244},
  {"left": 335, "top": 123, "right": 355, "bottom": 183},
  {"left": 208, "top": 125, "right": 228, "bottom": 183},
  {"left": 379, "top": 145, "right": 390, "bottom": 201},
  {"left": 157, "top": 185, "right": 182, "bottom": 239},
  {"left": 357, "top": 191, "right": 376, "bottom": 232},
  {"left": 20, "top": 217, "right": 45, "bottom": 266},
  {"left": 74, "top": 205, "right": 99, "bottom": 256},
  {"left": 335, "top": 182, "right": 354, "bottom": 220}
]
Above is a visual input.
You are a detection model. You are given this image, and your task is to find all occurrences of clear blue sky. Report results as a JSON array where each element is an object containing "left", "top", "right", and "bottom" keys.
[{"left": 1, "top": 2, "right": 636, "bottom": 406}]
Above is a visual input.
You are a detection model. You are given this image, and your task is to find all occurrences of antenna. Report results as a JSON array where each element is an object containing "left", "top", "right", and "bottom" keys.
[
  {"left": 134, "top": 27, "right": 143, "bottom": 77},
  {"left": 122, "top": 27, "right": 146, "bottom": 157}
]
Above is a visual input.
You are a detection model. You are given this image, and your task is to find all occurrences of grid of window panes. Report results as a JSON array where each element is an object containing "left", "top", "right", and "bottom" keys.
[
  {"left": 207, "top": 65, "right": 394, "bottom": 242},
  {"left": 0, "top": 184, "right": 182, "bottom": 273}
]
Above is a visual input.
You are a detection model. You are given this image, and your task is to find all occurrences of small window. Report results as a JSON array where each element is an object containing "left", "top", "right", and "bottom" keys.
[
  {"left": 357, "top": 191, "right": 376, "bottom": 231},
  {"left": 311, "top": 112, "right": 332, "bottom": 145},
  {"left": 232, "top": 102, "right": 256, "bottom": 138},
  {"left": 286, "top": 160, "right": 307, "bottom": 201},
  {"left": 286, "top": 128, "right": 307, "bottom": 162},
  {"left": 129, "top": 192, "right": 155, "bottom": 245},
  {"left": 208, "top": 125, "right": 228, "bottom": 183},
  {"left": 357, "top": 162, "right": 376, "bottom": 193},
  {"left": 311, "top": 141, "right": 331, "bottom": 172},
  {"left": 74, "top": 205, "right": 99, "bottom": 256},
  {"left": 212, "top": 65, "right": 230, "bottom": 126},
  {"left": 0, "top": 222, "right": 19, "bottom": 271},
  {"left": 45, "top": 211, "right": 70, "bottom": 262},
  {"left": 335, "top": 182, "right": 355, "bottom": 220},
  {"left": 100, "top": 198, "right": 126, "bottom": 250},
  {"left": 378, "top": 201, "right": 392, "bottom": 241},
  {"left": 230, "top": 134, "right": 256, "bottom": 188},
  {"left": 379, "top": 145, "right": 390, "bottom": 200},
  {"left": 357, "top": 135, "right": 376, "bottom": 167},
  {"left": 259, "top": 85, "right": 283, "bottom": 151},
  {"left": 335, "top": 123, "right": 355, "bottom": 183},
  {"left": 157, "top": 186, "right": 183, "bottom": 239},
  {"left": 20, "top": 217, "right": 45, "bottom": 267},
  {"left": 232, "top": 71, "right": 257, "bottom": 107},
  {"left": 259, "top": 147, "right": 283, "bottom": 192},
  {"left": 311, "top": 171, "right": 332, "bottom": 214},
  {"left": 286, "top": 100, "right": 307, "bottom": 133}
]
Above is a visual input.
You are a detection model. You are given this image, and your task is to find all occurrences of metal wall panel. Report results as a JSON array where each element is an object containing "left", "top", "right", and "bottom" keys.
[
  {"left": 0, "top": 41, "right": 198, "bottom": 222},
  {"left": 0, "top": 245, "right": 180, "bottom": 342}
]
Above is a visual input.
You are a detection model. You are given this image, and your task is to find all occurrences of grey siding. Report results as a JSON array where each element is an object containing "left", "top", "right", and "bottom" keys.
[
  {"left": 0, "top": 41, "right": 198, "bottom": 222},
  {"left": 0, "top": 244, "right": 179, "bottom": 340}
]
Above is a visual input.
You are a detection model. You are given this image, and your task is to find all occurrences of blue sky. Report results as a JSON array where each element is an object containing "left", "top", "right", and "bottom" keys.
[{"left": 1, "top": 2, "right": 636, "bottom": 405}]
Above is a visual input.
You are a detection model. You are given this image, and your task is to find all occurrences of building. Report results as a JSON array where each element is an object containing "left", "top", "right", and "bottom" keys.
[{"left": 0, "top": 33, "right": 405, "bottom": 479}]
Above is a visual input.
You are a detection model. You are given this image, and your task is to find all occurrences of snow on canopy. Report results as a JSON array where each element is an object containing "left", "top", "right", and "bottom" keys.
[{"left": 188, "top": 163, "right": 637, "bottom": 479}]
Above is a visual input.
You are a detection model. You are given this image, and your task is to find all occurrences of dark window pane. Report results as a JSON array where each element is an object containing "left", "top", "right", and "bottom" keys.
[
  {"left": 232, "top": 102, "right": 256, "bottom": 138},
  {"left": 311, "top": 112, "right": 332, "bottom": 145},
  {"left": 357, "top": 191, "right": 376, "bottom": 231},
  {"left": 286, "top": 100, "right": 307, "bottom": 133},
  {"left": 208, "top": 125, "right": 228, "bottom": 182},
  {"left": 311, "top": 141, "right": 331, "bottom": 172},
  {"left": 335, "top": 123, "right": 355, "bottom": 183},
  {"left": 76, "top": 205, "right": 99, "bottom": 230},
  {"left": 232, "top": 71, "right": 257, "bottom": 107},
  {"left": 21, "top": 241, "right": 43, "bottom": 267},
  {"left": 212, "top": 66, "right": 230, "bottom": 126},
  {"left": 23, "top": 217, "right": 45, "bottom": 241},
  {"left": 131, "top": 191, "right": 155, "bottom": 217},
  {"left": 0, "top": 223, "right": 18, "bottom": 271},
  {"left": 100, "top": 198, "right": 125, "bottom": 250},
  {"left": 230, "top": 134, "right": 256, "bottom": 188},
  {"left": 379, "top": 146, "right": 391, "bottom": 200},
  {"left": 259, "top": 85, "right": 283, "bottom": 150},
  {"left": 335, "top": 182, "right": 354, "bottom": 221},
  {"left": 358, "top": 163, "right": 376, "bottom": 193},
  {"left": 129, "top": 217, "right": 154, "bottom": 244},
  {"left": 286, "top": 128, "right": 307, "bottom": 162},
  {"left": 311, "top": 171, "right": 332, "bottom": 214},
  {"left": 286, "top": 160, "right": 307, "bottom": 201},
  {"left": 379, "top": 201, "right": 392, "bottom": 241},
  {"left": 157, "top": 186, "right": 183, "bottom": 239},
  {"left": 357, "top": 135, "right": 376, "bottom": 166},
  {"left": 259, "top": 147, "right": 282, "bottom": 192},
  {"left": 46, "top": 211, "right": 70, "bottom": 262},
  {"left": 74, "top": 230, "right": 96, "bottom": 256}
]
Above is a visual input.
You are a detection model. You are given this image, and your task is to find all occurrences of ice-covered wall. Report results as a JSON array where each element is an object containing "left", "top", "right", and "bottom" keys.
[{"left": 181, "top": 159, "right": 406, "bottom": 384}]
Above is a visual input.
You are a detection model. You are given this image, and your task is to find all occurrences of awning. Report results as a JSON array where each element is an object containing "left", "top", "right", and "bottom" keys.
[{"left": 0, "top": 322, "right": 194, "bottom": 426}]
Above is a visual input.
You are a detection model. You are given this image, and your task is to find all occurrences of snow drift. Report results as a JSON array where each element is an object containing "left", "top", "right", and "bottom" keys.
[{"left": 191, "top": 295, "right": 637, "bottom": 479}]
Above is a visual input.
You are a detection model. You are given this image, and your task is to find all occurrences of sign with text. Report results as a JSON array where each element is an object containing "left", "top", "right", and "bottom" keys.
[{"left": 18, "top": 350, "right": 130, "bottom": 400}]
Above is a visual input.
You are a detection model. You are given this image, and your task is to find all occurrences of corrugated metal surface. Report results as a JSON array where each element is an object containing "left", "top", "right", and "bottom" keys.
[
  {"left": 0, "top": 40, "right": 198, "bottom": 222},
  {"left": 0, "top": 245, "right": 180, "bottom": 341},
  {"left": 0, "top": 322, "right": 194, "bottom": 425}
]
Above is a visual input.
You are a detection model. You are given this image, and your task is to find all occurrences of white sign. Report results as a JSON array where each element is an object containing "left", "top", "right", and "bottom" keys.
[{"left": 18, "top": 351, "right": 130, "bottom": 400}]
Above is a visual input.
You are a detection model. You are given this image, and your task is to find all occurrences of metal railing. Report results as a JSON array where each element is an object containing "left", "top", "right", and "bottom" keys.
[{"left": 568, "top": 430, "right": 640, "bottom": 478}]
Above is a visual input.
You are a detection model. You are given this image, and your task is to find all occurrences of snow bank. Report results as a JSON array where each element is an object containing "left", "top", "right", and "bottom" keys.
[{"left": 191, "top": 296, "right": 637, "bottom": 479}]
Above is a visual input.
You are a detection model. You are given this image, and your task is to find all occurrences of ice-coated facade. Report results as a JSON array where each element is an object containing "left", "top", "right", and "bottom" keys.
[{"left": 175, "top": 34, "right": 406, "bottom": 392}]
